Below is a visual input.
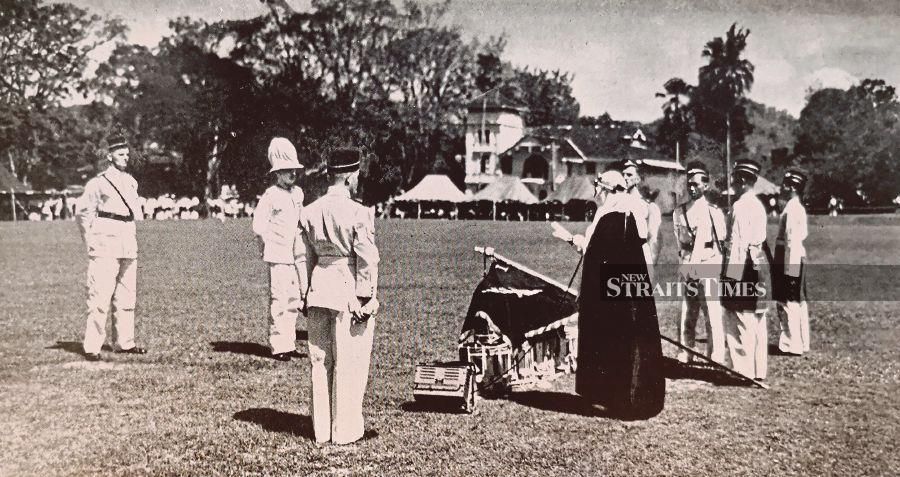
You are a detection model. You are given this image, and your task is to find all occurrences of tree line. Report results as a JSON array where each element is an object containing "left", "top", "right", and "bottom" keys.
[
  {"left": 0, "top": 0, "right": 578, "bottom": 205},
  {"left": 653, "top": 23, "right": 899, "bottom": 207},
  {"left": 2, "top": 2, "right": 897, "bottom": 207}
]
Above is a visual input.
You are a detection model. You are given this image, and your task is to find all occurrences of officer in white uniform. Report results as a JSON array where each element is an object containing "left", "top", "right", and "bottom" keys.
[
  {"left": 774, "top": 168, "right": 810, "bottom": 355},
  {"left": 252, "top": 137, "right": 306, "bottom": 361},
  {"left": 621, "top": 160, "right": 662, "bottom": 266},
  {"left": 673, "top": 162, "right": 727, "bottom": 363},
  {"left": 299, "top": 148, "right": 379, "bottom": 445},
  {"left": 75, "top": 134, "right": 146, "bottom": 361},
  {"left": 722, "top": 159, "right": 771, "bottom": 381}
]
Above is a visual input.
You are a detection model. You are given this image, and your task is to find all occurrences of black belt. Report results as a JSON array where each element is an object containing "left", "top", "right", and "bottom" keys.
[
  {"left": 681, "top": 241, "right": 715, "bottom": 251},
  {"left": 97, "top": 210, "right": 134, "bottom": 222}
]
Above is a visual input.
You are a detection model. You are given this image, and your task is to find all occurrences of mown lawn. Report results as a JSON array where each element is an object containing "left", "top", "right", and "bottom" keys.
[{"left": 1, "top": 216, "right": 898, "bottom": 476}]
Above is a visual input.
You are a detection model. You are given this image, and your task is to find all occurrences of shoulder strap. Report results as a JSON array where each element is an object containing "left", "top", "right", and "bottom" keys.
[
  {"left": 102, "top": 174, "right": 135, "bottom": 218},
  {"left": 709, "top": 207, "right": 723, "bottom": 253},
  {"left": 681, "top": 204, "right": 695, "bottom": 241}
]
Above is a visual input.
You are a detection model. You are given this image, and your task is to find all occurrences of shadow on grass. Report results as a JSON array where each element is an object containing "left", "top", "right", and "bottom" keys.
[
  {"left": 399, "top": 400, "right": 473, "bottom": 415},
  {"left": 210, "top": 341, "right": 275, "bottom": 358},
  {"left": 233, "top": 408, "right": 314, "bottom": 438},
  {"left": 767, "top": 344, "right": 804, "bottom": 357},
  {"left": 661, "top": 357, "right": 749, "bottom": 386},
  {"left": 46, "top": 341, "right": 112, "bottom": 355},
  {"left": 508, "top": 391, "right": 615, "bottom": 417}
]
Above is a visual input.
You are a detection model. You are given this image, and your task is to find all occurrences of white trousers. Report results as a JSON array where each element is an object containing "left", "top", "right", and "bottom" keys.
[
  {"left": 83, "top": 257, "right": 137, "bottom": 354},
  {"left": 724, "top": 309, "right": 768, "bottom": 380},
  {"left": 307, "top": 307, "right": 375, "bottom": 444},
  {"left": 778, "top": 300, "right": 810, "bottom": 354},
  {"left": 678, "top": 286, "right": 726, "bottom": 363},
  {"left": 268, "top": 263, "right": 301, "bottom": 354}
]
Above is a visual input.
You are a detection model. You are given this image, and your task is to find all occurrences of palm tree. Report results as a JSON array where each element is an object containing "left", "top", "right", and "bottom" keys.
[
  {"left": 655, "top": 77, "right": 694, "bottom": 164},
  {"left": 698, "top": 23, "right": 754, "bottom": 205}
]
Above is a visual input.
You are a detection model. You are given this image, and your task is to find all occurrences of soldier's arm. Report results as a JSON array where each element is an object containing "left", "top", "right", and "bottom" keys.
[
  {"left": 131, "top": 177, "right": 144, "bottom": 221},
  {"left": 74, "top": 179, "right": 101, "bottom": 243},
  {"left": 251, "top": 191, "right": 272, "bottom": 254},
  {"left": 672, "top": 208, "right": 692, "bottom": 256},
  {"left": 785, "top": 204, "right": 807, "bottom": 277},
  {"left": 296, "top": 210, "right": 315, "bottom": 296},
  {"left": 648, "top": 203, "right": 662, "bottom": 263},
  {"left": 353, "top": 206, "right": 380, "bottom": 301},
  {"left": 724, "top": 210, "right": 745, "bottom": 280}
]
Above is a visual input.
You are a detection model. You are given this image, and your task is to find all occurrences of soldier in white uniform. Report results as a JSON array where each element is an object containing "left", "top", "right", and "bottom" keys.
[
  {"left": 299, "top": 148, "right": 379, "bottom": 445},
  {"left": 621, "top": 160, "right": 662, "bottom": 266},
  {"left": 252, "top": 137, "right": 306, "bottom": 361},
  {"left": 75, "top": 134, "right": 146, "bottom": 361},
  {"left": 774, "top": 168, "right": 810, "bottom": 356},
  {"left": 673, "top": 162, "right": 727, "bottom": 363},
  {"left": 722, "top": 159, "right": 771, "bottom": 381}
]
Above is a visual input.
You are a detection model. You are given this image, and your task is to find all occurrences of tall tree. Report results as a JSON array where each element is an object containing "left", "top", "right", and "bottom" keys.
[
  {"left": 0, "top": 0, "right": 124, "bottom": 186},
  {"left": 795, "top": 79, "right": 899, "bottom": 206},
  {"left": 94, "top": 19, "right": 258, "bottom": 199},
  {"left": 381, "top": 0, "right": 476, "bottom": 188},
  {"left": 505, "top": 67, "right": 580, "bottom": 126},
  {"left": 0, "top": 0, "right": 125, "bottom": 108},
  {"left": 696, "top": 23, "right": 755, "bottom": 202},
  {"left": 655, "top": 77, "right": 694, "bottom": 162}
]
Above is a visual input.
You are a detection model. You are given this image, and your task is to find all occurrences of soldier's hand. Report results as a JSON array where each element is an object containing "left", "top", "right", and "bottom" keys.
[{"left": 359, "top": 297, "right": 379, "bottom": 317}]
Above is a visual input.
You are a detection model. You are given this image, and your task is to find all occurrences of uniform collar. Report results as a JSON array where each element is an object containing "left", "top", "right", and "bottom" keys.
[
  {"left": 103, "top": 165, "right": 123, "bottom": 177},
  {"left": 325, "top": 185, "right": 352, "bottom": 198},
  {"left": 691, "top": 196, "right": 708, "bottom": 207}
]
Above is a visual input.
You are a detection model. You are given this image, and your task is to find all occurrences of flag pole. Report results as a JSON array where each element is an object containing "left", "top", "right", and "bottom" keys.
[{"left": 659, "top": 334, "right": 768, "bottom": 389}]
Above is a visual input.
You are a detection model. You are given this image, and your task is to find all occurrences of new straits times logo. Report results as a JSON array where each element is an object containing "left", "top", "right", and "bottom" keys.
[{"left": 607, "top": 273, "right": 766, "bottom": 298}]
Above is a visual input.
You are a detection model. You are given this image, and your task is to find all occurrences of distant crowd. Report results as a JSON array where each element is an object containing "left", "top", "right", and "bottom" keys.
[{"left": 18, "top": 195, "right": 255, "bottom": 222}]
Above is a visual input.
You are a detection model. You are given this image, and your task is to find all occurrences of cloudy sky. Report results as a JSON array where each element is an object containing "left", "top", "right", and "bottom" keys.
[{"left": 67, "top": 0, "right": 900, "bottom": 122}]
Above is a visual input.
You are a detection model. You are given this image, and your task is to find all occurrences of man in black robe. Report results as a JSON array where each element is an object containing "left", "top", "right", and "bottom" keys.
[{"left": 558, "top": 170, "right": 665, "bottom": 419}]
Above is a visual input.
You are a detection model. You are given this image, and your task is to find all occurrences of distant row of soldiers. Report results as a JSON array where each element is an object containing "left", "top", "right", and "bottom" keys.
[{"left": 672, "top": 159, "right": 810, "bottom": 381}]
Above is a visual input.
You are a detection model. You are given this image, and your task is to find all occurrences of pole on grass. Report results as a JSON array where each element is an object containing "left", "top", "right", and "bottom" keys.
[{"left": 659, "top": 334, "right": 768, "bottom": 389}]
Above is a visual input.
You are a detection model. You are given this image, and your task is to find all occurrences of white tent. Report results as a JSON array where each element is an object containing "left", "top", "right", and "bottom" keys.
[
  {"left": 473, "top": 176, "right": 538, "bottom": 204},
  {"left": 395, "top": 175, "right": 466, "bottom": 202}
]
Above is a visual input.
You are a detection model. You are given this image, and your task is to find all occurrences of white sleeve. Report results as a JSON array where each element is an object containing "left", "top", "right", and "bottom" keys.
[
  {"left": 725, "top": 208, "right": 745, "bottom": 280},
  {"left": 252, "top": 192, "right": 272, "bottom": 240}
]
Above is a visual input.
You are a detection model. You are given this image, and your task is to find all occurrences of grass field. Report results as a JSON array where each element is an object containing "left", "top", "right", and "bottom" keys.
[{"left": 1, "top": 216, "right": 898, "bottom": 476}]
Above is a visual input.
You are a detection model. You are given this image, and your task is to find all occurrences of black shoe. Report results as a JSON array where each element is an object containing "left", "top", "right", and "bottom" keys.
[
  {"left": 272, "top": 352, "right": 292, "bottom": 362},
  {"left": 115, "top": 346, "right": 147, "bottom": 355},
  {"left": 84, "top": 352, "right": 102, "bottom": 362},
  {"left": 361, "top": 429, "right": 379, "bottom": 441}
]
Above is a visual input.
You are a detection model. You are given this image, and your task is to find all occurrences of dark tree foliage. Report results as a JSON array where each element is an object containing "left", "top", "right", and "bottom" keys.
[{"left": 795, "top": 79, "right": 900, "bottom": 206}]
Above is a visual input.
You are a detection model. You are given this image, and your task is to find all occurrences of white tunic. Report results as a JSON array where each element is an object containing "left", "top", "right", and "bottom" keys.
[
  {"left": 252, "top": 185, "right": 305, "bottom": 264},
  {"left": 778, "top": 196, "right": 808, "bottom": 277},
  {"left": 724, "top": 190, "right": 768, "bottom": 281},
  {"left": 75, "top": 166, "right": 143, "bottom": 259}
]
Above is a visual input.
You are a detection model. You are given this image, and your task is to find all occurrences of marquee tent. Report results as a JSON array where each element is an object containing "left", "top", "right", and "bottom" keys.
[
  {"left": 544, "top": 175, "right": 595, "bottom": 203},
  {"left": 473, "top": 176, "right": 538, "bottom": 204},
  {"left": 395, "top": 175, "right": 466, "bottom": 202}
]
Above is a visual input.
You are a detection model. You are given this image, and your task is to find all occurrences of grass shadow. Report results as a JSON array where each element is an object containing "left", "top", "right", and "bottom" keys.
[
  {"left": 508, "top": 391, "right": 614, "bottom": 418},
  {"left": 233, "top": 408, "right": 313, "bottom": 438},
  {"left": 767, "top": 344, "right": 803, "bottom": 357},
  {"left": 662, "top": 357, "right": 748, "bottom": 386},
  {"left": 210, "top": 341, "right": 273, "bottom": 358},
  {"left": 399, "top": 400, "right": 473, "bottom": 415},
  {"left": 46, "top": 341, "right": 113, "bottom": 355}
]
